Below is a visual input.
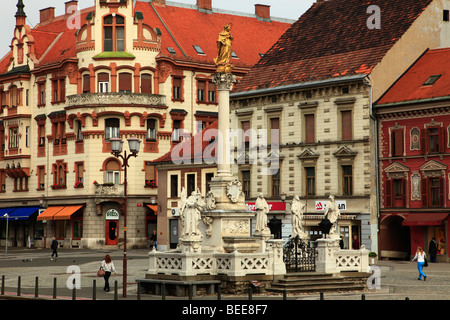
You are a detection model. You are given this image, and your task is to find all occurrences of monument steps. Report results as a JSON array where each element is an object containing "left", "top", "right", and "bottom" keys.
[{"left": 267, "top": 272, "right": 370, "bottom": 293}]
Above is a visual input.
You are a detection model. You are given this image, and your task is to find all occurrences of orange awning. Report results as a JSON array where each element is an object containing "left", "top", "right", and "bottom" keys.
[
  {"left": 53, "top": 205, "right": 83, "bottom": 220},
  {"left": 37, "top": 206, "right": 64, "bottom": 221},
  {"left": 147, "top": 204, "right": 158, "bottom": 215}
]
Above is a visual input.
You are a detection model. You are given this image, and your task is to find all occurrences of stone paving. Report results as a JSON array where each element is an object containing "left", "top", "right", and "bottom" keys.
[{"left": 2, "top": 248, "right": 450, "bottom": 300}]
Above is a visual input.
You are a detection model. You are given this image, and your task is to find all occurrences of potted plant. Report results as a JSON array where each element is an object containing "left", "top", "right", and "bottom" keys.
[
  {"left": 369, "top": 252, "right": 378, "bottom": 265},
  {"left": 74, "top": 181, "right": 84, "bottom": 188}
]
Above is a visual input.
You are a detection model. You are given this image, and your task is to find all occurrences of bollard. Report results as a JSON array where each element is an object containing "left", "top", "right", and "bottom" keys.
[
  {"left": 114, "top": 280, "right": 118, "bottom": 300},
  {"left": 320, "top": 292, "right": 324, "bottom": 300},
  {"left": 35, "top": 277, "right": 39, "bottom": 298},
  {"left": 1, "top": 275, "right": 4, "bottom": 295},
  {"left": 217, "top": 284, "right": 221, "bottom": 301},
  {"left": 17, "top": 276, "right": 21, "bottom": 296},
  {"left": 188, "top": 284, "right": 193, "bottom": 301},
  {"left": 248, "top": 285, "right": 252, "bottom": 300},
  {"left": 361, "top": 294, "right": 365, "bottom": 300},
  {"left": 161, "top": 283, "right": 166, "bottom": 301},
  {"left": 53, "top": 278, "right": 57, "bottom": 299},
  {"left": 93, "top": 280, "right": 96, "bottom": 301},
  {"left": 283, "top": 289, "right": 287, "bottom": 301},
  {"left": 72, "top": 278, "right": 76, "bottom": 300},
  {"left": 137, "top": 282, "right": 140, "bottom": 301}
]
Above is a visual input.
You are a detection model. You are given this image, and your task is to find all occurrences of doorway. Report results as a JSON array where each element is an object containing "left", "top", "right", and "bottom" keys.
[{"left": 106, "top": 220, "right": 118, "bottom": 245}]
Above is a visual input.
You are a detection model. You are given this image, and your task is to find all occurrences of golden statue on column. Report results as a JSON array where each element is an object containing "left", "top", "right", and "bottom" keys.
[{"left": 214, "top": 23, "right": 234, "bottom": 73}]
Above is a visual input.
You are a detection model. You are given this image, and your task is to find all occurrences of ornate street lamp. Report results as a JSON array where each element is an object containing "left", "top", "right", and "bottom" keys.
[{"left": 110, "top": 137, "right": 141, "bottom": 297}]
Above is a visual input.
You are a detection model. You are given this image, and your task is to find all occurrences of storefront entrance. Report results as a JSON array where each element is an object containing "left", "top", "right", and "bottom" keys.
[{"left": 105, "top": 209, "right": 119, "bottom": 245}]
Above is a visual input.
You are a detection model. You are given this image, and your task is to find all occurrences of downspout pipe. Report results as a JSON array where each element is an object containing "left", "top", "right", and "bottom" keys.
[{"left": 364, "top": 75, "right": 379, "bottom": 254}]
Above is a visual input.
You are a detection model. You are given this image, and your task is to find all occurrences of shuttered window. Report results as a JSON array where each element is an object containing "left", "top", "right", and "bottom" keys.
[
  {"left": 141, "top": 74, "right": 152, "bottom": 94},
  {"left": 119, "top": 73, "right": 132, "bottom": 93},
  {"left": 391, "top": 129, "right": 404, "bottom": 157},
  {"left": 241, "top": 121, "right": 250, "bottom": 143},
  {"left": 83, "top": 74, "right": 90, "bottom": 93},
  {"left": 341, "top": 110, "right": 352, "bottom": 141},
  {"left": 305, "top": 114, "right": 315, "bottom": 143},
  {"left": 270, "top": 117, "right": 280, "bottom": 145}
]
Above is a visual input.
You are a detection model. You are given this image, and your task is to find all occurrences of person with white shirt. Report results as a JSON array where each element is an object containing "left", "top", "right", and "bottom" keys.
[
  {"left": 100, "top": 254, "right": 116, "bottom": 292},
  {"left": 412, "top": 247, "right": 427, "bottom": 281}
]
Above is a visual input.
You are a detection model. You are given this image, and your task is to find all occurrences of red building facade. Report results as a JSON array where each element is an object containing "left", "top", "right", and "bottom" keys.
[{"left": 376, "top": 48, "right": 450, "bottom": 261}]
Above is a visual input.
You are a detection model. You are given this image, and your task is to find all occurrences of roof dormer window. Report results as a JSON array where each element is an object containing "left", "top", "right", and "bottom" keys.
[
  {"left": 193, "top": 45, "right": 205, "bottom": 55},
  {"left": 423, "top": 75, "right": 441, "bottom": 86}
]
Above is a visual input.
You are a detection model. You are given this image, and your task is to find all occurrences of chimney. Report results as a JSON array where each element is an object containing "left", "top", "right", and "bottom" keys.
[
  {"left": 40, "top": 7, "right": 55, "bottom": 24},
  {"left": 197, "top": 0, "right": 212, "bottom": 12},
  {"left": 65, "top": 1, "right": 78, "bottom": 15},
  {"left": 255, "top": 4, "right": 270, "bottom": 21}
]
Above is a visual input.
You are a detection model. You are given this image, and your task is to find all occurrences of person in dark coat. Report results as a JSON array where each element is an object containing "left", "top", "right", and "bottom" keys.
[
  {"left": 429, "top": 237, "right": 438, "bottom": 263},
  {"left": 51, "top": 237, "right": 58, "bottom": 260}
]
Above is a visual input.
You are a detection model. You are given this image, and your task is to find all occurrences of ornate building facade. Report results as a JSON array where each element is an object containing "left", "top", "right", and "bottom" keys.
[
  {"left": 0, "top": 0, "right": 291, "bottom": 249},
  {"left": 376, "top": 48, "right": 450, "bottom": 261},
  {"left": 230, "top": 0, "right": 450, "bottom": 252}
]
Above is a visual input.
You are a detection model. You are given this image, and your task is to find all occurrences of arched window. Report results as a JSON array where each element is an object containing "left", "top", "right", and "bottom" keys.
[
  {"left": 104, "top": 158, "right": 121, "bottom": 184},
  {"left": 103, "top": 14, "right": 125, "bottom": 52},
  {"left": 98, "top": 72, "right": 110, "bottom": 93}
]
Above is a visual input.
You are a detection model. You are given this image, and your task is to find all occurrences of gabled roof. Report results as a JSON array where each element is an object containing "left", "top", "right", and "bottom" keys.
[
  {"left": 152, "top": 121, "right": 218, "bottom": 165},
  {"left": 233, "top": 0, "right": 433, "bottom": 93},
  {"left": 135, "top": 1, "right": 292, "bottom": 70},
  {"left": 376, "top": 48, "right": 450, "bottom": 106}
]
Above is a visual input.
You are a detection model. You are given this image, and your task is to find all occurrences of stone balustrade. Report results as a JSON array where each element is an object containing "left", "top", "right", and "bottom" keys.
[
  {"left": 147, "top": 239, "right": 285, "bottom": 277},
  {"left": 66, "top": 92, "right": 166, "bottom": 107}
]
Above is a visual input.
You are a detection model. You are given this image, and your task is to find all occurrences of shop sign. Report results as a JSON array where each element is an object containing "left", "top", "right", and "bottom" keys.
[
  {"left": 106, "top": 208, "right": 120, "bottom": 220},
  {"left": 245, "top": 202, "right": 286, "bottom": 212},
  {"left": 315, "top": 200, "right": 347, "bottom": 211}
]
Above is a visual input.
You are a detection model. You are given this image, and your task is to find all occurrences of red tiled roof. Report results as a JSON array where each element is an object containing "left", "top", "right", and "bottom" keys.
[
  {"left": 32, "top": 9, "right": 92, "bottom": 65},
  {"left": 377, "top": 48, "right": 450, "bottom": 105},
  {"left": 0, "top": 1, "right": 291, "bottom": 74},
  {"left": 135, "top": 1, "right": 292, "bottom": 69},
  {"left": 233, "top": 0, "right": 433, "bottom": 93},
  {"left": 152, "top": 121, "right": 218, "bottom": 164}
]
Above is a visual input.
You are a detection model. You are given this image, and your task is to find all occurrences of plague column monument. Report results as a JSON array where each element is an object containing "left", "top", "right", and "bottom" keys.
[{"left": 146, "top": 25, "right": 286, "bottom": 286}]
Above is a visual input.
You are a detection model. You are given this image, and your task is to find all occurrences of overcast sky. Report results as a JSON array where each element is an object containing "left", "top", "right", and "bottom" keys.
[{"left": 0, "top": 0, "right": 315, "bottom": 58}]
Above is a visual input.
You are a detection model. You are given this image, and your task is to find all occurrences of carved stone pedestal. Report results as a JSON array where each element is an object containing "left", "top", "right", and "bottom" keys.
[
  {"left": 200, "top": 209, "right": 256, "bottom": 253},
  {"left": 316, "top": 237, "right": 340, "bottom": 274},
  {"left": 180, "top": 235, "right": 203, "bottom": 253}
]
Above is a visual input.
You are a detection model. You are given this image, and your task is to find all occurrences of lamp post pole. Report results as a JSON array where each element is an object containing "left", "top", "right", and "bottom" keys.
[{"left": 110, "top": 138, "right": 140, "bottom": 298}]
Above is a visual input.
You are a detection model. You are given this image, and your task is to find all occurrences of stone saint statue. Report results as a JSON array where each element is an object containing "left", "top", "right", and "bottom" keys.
[
  {"left": 323, "top": 195, "right": 340, "bottom": 238},
  {"left": 290, "top": 196, "right": 307, "bottom": 239},
  {"left": 214, "top": 23, "right": 234, "bottom": 73},
  {"left": 255, "top": 193, "right": 270, "bottom": 235},
  {"left": 180, "top": 188, "right": 205, "bottom": 236}
]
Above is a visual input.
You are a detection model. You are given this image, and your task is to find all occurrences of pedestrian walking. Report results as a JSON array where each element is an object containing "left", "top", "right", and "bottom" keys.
[
  {"left": 412, "top": 246, "right": 427, "bottom": 281},
  {"left": 151, "top": 230, "right": 157, "bottom": 250},
  {"left": 100, "top": 254, "right": 116, "bottom": 292},
  {"left": 429, "top": 237, "right": 438, "bottom": 263},
  {"left": 50, "top": 237, "right": 58, "bottom": 260}
]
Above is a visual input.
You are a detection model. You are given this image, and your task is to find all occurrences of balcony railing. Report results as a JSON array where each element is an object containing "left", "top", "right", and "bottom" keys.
[
  {"left": 94, "top": 183, "right": 124, "bottom": 198},
  {"left": 66, "top": 92, "right": 166, "bottom": 107}
]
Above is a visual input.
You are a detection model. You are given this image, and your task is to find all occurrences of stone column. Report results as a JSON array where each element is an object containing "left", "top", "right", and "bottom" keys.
[{"left": 212, "top": 72, "right": 236, "bottom": 178}]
